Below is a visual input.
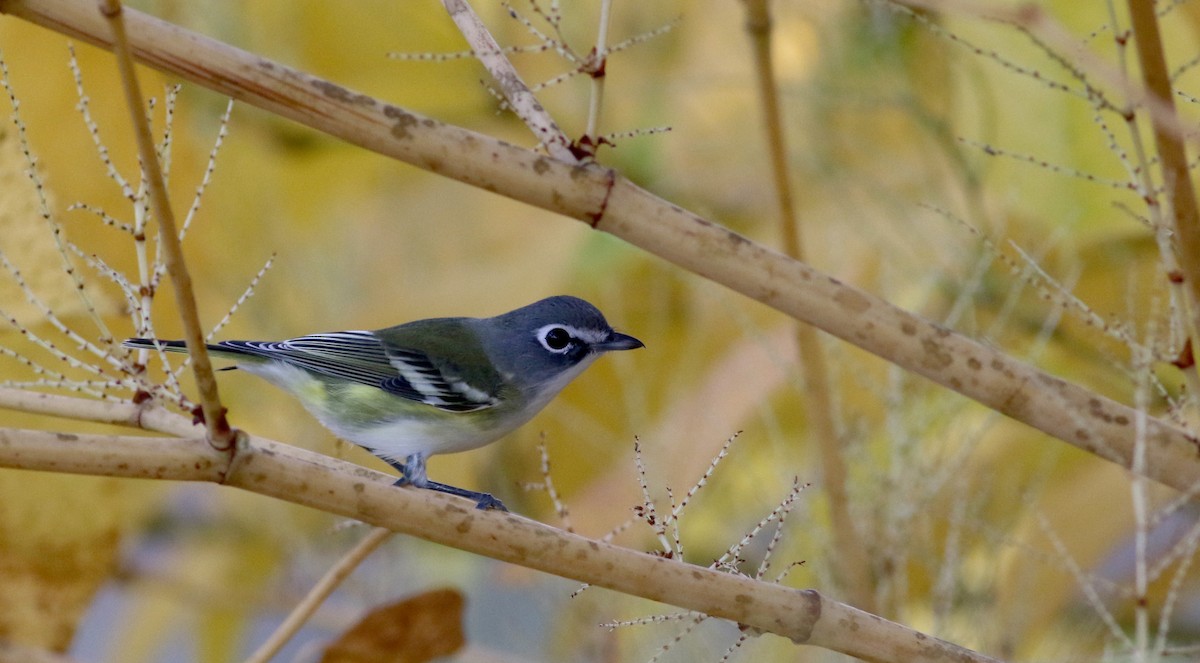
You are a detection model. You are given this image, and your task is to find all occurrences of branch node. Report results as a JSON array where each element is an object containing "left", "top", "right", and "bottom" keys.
[
  {"left": 586, "top": 165, "right": 617, "bottom": 228},
  {"left": 97, "top": 0, "right": 120, "bottom": 18}
]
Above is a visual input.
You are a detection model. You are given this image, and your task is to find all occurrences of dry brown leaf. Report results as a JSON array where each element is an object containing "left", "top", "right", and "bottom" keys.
[{"left": 320, "top": 587, "right": 465, "bottom": 663}]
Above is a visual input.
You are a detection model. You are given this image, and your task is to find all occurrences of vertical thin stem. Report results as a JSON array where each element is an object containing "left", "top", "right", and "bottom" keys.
[
  {"left": 1127, "top": 0, "right": 1200, "bottom": 383},
  {"left": 1131, "top": 348, "right": 1150, "bottom": 663},
  {"left": 585, "top": 0, "right": 612, "bottom": 141},
  {"left": 245, "top": 526, "right": 394, "bottom": 663},
  {"left": 741, "top": 0, "right": 875, "bottom": 612},
  {"left": 97, "top": 0, "right": 233, "bottom": 448}
]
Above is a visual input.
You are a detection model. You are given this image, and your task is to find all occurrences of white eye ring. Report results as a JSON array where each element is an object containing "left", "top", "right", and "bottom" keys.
[
  {"left": 534, "top": 324, "right": 613, "bottom": 354},
  {"left": 536, "top": 324, "right": 578, "bottom": 354}
]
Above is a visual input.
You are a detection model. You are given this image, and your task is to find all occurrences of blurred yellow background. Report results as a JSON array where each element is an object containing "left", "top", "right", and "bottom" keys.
[{"left": 2, "top": 0, "right": 1199, "bottom": 661}]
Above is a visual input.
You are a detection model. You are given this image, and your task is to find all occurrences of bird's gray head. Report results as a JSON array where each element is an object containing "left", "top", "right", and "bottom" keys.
[{"left": 478, "top": 295, "right": 643, "bottom": 389}]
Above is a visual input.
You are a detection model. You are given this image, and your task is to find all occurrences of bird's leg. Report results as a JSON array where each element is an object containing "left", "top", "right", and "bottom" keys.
[
  {"left": 382, "top": 452, "right": 431, "bottom": 486},
  {"left": 386, "top": 452, "right": 507, "bottom": 511},
  {"left": 402, "top": 452, "right": 428, "bottom": 486}
]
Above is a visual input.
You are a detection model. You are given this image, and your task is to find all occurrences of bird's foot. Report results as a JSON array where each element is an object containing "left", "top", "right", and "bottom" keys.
[
  {"left": 388, "top": 476, "right": 508, "bottom": 511},
  {"left": 386, "top": 453, "right": 507, "bottom": 511}
]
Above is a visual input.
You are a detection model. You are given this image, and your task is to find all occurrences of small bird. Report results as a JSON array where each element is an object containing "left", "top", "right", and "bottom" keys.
[{"left": 124, "top": 295, "right": 643, "bottom": 511}]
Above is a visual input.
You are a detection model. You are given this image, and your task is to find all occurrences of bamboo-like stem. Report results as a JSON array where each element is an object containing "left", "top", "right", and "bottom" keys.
[
  {"left": 1, "top": 0, "right": 1197, "bottom": 494},
  {"left": 1126, "top": 0, "right": 1200, "bottom": 374},
  {"left": 96, "top": 0, "right": 233, "bottom": 449},
  {"left": 741, "top": 0, "right": 875, "bottom": 612},
  {"left": 0, "top": 423, "right": 1000, "bottom": 663},
  {"left": 245, "top": 527, "right": 394, "bottom": 663},
  {"left": 0, "top": 386, "right": 196, "bottom": 435}
]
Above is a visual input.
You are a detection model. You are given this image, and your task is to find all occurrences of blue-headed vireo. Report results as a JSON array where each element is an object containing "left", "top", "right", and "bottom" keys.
[{"left": 124, "top": 295, "right": 643, "bottom": 511}]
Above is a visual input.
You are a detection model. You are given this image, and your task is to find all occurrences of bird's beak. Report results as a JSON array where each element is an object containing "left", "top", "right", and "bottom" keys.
[{"left": 592, "top": 331, "right": 644, "bottom": 352}]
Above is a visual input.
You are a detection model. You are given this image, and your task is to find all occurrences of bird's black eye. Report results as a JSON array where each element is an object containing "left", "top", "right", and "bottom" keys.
[{"left": 543, "top": 327, "right": 572, "bottom": 351}]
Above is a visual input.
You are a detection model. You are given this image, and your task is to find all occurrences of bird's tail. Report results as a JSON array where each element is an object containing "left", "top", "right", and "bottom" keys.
[{"left": 122, "top": 338, "right": 257, "bottom": 364}]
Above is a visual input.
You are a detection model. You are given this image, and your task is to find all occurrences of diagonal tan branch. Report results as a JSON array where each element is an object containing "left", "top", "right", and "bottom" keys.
[
  {"left": 96, "top": 0, "right": 233, "bottom": 449},
  {"left": 0, "top": 419, "right": 1000, "bottom": 663},
  {"left": 1, "top": 0, "right": 1197, "bottom": 497},
  {"left": 245, "top": 526, "right": 394, "bottom": 663},
  {"left": 441, "top": 0, "right": 575, "bottom": 162}
]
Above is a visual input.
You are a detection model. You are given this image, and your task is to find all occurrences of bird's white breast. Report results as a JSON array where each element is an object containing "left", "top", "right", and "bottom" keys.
[{"left": 235, "top": 356, "right": 596, "bottom": 464}]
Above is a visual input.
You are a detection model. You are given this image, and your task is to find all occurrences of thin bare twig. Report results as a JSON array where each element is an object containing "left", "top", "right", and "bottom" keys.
[
  {"left": 441, "top": 0, "right": 575, "bottom": 162},
  {"left": 584, "top": 0, "right": 611, "bottom": 142},
  {"left": 245, "top": 526, "right": 394, "bottom": 663},
  {"left": 96, "top": 0, "right": 234, "bottom": 448},
  {"left": 521, "top": 436, "right": 574, "bottom": 531}
]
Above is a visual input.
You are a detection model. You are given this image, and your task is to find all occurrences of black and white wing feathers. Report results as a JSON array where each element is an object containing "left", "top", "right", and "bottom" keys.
[{"left": 214, "top": 331, "right": 499, "bottom": 412}]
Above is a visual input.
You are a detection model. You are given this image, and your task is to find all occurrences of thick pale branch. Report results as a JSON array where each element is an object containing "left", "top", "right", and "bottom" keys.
[
  {"left": 0, "top": 424, "right": 998, "bottom": 663},
  {"left": 600, "top": 181, "right": 1200, "bottom": 490},
  {"left": 0, "top": 2, "right": 1197, "bottom": 493},
  {"left": 0, "top": 0, "right": 611, "bottom": 218},
  {"left": 0, "top": 387, "right": 196, "bottom": 436}
]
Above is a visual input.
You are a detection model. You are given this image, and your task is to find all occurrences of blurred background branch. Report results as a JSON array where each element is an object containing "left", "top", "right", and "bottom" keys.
[{"left": 740, "top": 0, "right": 875, "bottom": 614}]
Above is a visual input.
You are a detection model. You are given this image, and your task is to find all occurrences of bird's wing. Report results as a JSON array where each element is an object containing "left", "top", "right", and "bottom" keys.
[
  {"left": 215, "top": 332, "right": 497, "bottom": 412},
  {"left": 373, "top": 319, "right": 505, "bottom": 413},
  {"left": 215, "top": 332, "right": 394, "bottom": 385},
  {"left": 379, "top": 346, "right": 501, "bottom": 412}
]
